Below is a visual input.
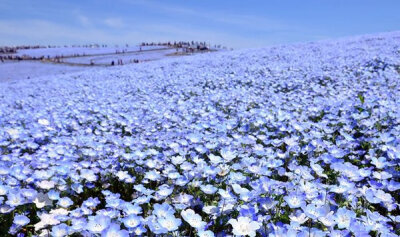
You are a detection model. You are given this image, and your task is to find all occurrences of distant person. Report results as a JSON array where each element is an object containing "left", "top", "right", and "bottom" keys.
[{"left": 111, "top": 61, "right": 115, "bottom": 66}]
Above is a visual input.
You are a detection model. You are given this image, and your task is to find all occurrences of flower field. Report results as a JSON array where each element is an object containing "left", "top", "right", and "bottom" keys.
[{"left": 1, "top": 32, "right": 400, "bottom": 236}]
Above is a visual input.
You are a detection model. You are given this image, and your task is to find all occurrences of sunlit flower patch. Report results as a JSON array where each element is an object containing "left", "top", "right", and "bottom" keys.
[{"left": 1, "top": 32, "right": 400, "bottom": 236}]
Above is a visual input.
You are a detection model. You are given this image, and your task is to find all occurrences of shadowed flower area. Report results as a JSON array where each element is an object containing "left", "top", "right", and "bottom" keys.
[{"left": 0, "top": 31, "right": 400, "bottom": 236}]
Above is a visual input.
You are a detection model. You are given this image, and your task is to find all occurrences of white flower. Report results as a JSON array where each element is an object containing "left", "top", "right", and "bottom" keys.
[
  {"left": 228, "top": 216, "right": 261, "bottom": 237},
  {"left": 181, "top": 209, "right": 207, "bottom": 230},
  {"left": 35, "top": 213, "right": 61, "bottom": 231},
  {"left": 198, "top": 230, "right": 215, "bottom": 237},
  {"left": 50, "top": 208, "right": 69, "bottom": 216},
  {"left": 38, "top": 118, "right": 50, "bottom": 126},
  {"left": 33, "top": 192, "right": 52, "bottom": 208},
  {"left": 37, "top": 180, "right": 55, "bottom": 190},
  {"left": 6, "top": 128, "right": 19, "bottom": 139}
]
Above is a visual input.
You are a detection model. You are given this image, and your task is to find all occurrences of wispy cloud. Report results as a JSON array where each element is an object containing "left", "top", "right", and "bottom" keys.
[
  {"left": 77, "top": 15, "right": 91, "bottom": 27},
  {"left": 0, "top": 19, "right": 133, "bottom": 45},
  {"left": 0, "top": 0, "right": 318, "bottom": 48},
  {"left": 125, "top": 0, "right": 294, "bottom": 32},
  {"left": 1, "top": 0, "right": 399, "bottom": 48},
  {"left": 0, "top": 18, "right": 267, "bottom": 48},
  {"left": 103, "top": 17, "right": 125, "bottom": 28}
]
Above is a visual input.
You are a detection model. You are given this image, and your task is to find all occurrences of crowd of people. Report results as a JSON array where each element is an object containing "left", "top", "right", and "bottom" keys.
[{"left": 110, "top": 59, "right": 140, "bottom": 66}]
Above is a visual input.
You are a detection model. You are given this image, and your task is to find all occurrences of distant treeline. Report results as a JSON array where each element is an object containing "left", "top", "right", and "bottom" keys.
[
  {"left": 141, "top": 41, "right": 226, "bottom": 49},
  {"left": 0, "top": 44, "right": 121, "bottom": 54},
  {"left": 0, "top": 42, "right": 225, "bottom": 63},
  {"left": 0, "top": 54, "right": 45, "bottom": 61},
  {"left": 0, "top": 42, "right": 226, "bottom": 54}
]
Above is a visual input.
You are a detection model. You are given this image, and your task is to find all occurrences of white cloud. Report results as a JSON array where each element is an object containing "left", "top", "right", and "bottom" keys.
[
  {"left": 0, "top": 19, "right": 134, "bottom": 45},
  {"left": 0, "top": 18, "right": 250, "bottom": 48},
  {"left": 0, "top": 16, "right": 317, "bottom": 48},
  {"left": 104, "top": 18, "right": 125, "bottom": 28},
  {"left": 125, "top": 0, "right": 295, "bottom": 32},
  {"left": 77, "top": 15, "right": 91, "bottom": 27},
  {"left": 0, "top": 0, "right": 311, "bottom": 48}
]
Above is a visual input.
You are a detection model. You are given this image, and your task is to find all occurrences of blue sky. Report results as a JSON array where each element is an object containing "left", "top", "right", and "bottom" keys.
[{"left": 1, "top": 0, "right": 399, "bottom": 48}]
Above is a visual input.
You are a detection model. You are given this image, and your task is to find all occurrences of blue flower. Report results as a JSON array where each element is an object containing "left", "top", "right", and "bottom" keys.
[
  {"left": 284, "top": 192, "right": 306, "bottom": 209},
  {"left": 70, "top": 217, "right": 87, "bottom": 232},
  {"left": 83, "top": 197, "right": 101, "bottom": 208},
  {"left": 106, "top": 197, "right": 123, "bottom": 209},
  {"left": 87, "top": 215, "right": 111, "bottom": 234},
  {"left": 371, "top": 157, "right": 388, "bottom": 169},
  {"left": 365, "top": 188, "right": 382, "bottom": 204},
  {"left": 6, "top": 191, "right": 26, "bottom": 207},
  {"left": 57, "top": 197, "right": 73, "bottom": 208},
  {"left": 47, "top": 189, "right": 60, "bottom": 200},
  {"left": 13, "top": 214, "right": 30, "bottom": 226},
  {"left": 329, "top": 229, "right": 351, "bottom": 237},
  {"left": 156, "top": 185, "right": 174, "bottom": 198},
  {"left": 21, "top": 188, "right": 38, "bottom": 201},
  {"left": 200, "top": 184, "right": 218, "bottom": 195},
  {"left": 122, "top": 202, "right": 142, "bottom": 215},
  {"left": 0, "top": 184, "right": 9, "bottom": 196},
  {"left": 303, "top": 204, "right": 330, "bottom": 220},
  {"left": 335, "top": 207, "right": 356, "bottom": 229},
  {"left": 144, "top": 170, "right": 161, "bottom": 181},
  {"left": 387, "top": 180, "right": 400, "bottom": 191},
  {"left": 146, "top": 215, "right": 168, "bottom": 234},
  {"left": 51, "top": 223, "right": 70, "bottom": 237},
  {"left": 157, "top": 214, "right": 182, "bottom": 232},
  {"left": 239, "top": 205, "right": 258, "bottom": 220},
  {"left": 374, "top": 189, "right": 393, "bottom": 203},
  {"left": 198, "top": 230, "right": 215, "bottom": 237},
  {"left": 132, "top": 225, "right": 147, "bottom": 235},
  {"left": 101, "top": 223, "right": 129, "bottom": 237},
  {"left": 122, "top": 214, "right": 142, "bottom": 228},
  {"left": 220, "top": 147, "right": 237, "bottom": 162},
  {"left": 153, "top": 203, "right": 175, "bottom": 218}
]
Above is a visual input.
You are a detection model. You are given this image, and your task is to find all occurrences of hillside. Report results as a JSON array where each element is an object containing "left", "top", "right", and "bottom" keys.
[{"left": 0, "top": 32, "right": 400, "bottom": 236}]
